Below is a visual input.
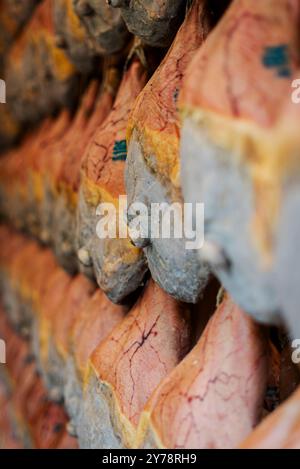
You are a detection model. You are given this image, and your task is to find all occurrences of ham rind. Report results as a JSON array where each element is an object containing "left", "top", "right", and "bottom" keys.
[
  {"left": 15, "top": 120, "right": 56, "bottom": 236},
  {"left": 0, "top": 304, "right": 76, "bottom": 450},
  {"left": 73, "top": 0, "right": 129, "bottom": 56},
  {"left": 0, "top": 402, "right": 24, "bottom": 449},
  {"left": 48, "top": 274, "right": 95, "bottom": 403},
  {"left": 64, "top": 289, "right": 126, "bottom": 438},
  {"left": 38, "top": 110, "right": 84, "bottom": 249},
  {"left": 180, "top": 0, "right": 300, "bottom": 322},
  {"left": 78, "top": 58, "right": 148, "bottom": 303},
  {"left": 81, "top": 279, "right": 191, "bottom": 448},
  {"left": 35, "top": 266, "right": 72, "bottom": 396},
  {"left": 54, "top": 0, "right": 97, "bottom": 72},
  {"left": 0, "top": 0, "right": 39, "bottom": 59},
  {"left": 46, "top": 80, "right": 100, "bottom": 271},
  {"left": 9, "top": 243, "right": 44, "bottom": 337},
  {"left": 10, "top": 348, "right": 38, "bottom": 448},
  {"left": 273, "top": 85, "right": 300, "bottom": 342},
  {"left": 126, "top": 0, "right": 216, "bottom": 303},
  {"left": 25, "top": 378, "right": 55, "bottom": 442},
  {"left": 0, "top": 118, "right": 61, "bottom": 234},
  {"left": 32, "top": 401, "right": 70, "bottom": 449},
  {"left": 0, "top": 130, "right": 40, "bottom": 230},
  {"left": 136, "top": 296, "right": 268, "bottom": 449},
  {"left": 0, "top": 228, "right": 28, "bottom": 319},
  {"left": 3, "top": 111, "right": 70, "bottom": 239},
  {"left": 53, "top": 66, "right": 119, "bottom": 274},
  {"left": 0, "top": 107, "right": 20, "bottom": 152},
  {"left": 240, "top": 387, "right": 300, "bottom": 449},
  {"left": 0, "top": 316, "right": 34, "bottom": 447},
  {"left": 38, "top": 82, "right": 98, "bottom": 254},
  {"left": 5, "top": 0, "right": 77, "bottom": 124},
  {"left": 20, "top": 249, "right": 58, "bottom": 340},
  {"left": 108, "top": 0, "right": 185, "bottom": 48},
  {"left": 26, "top": 112, "right": 71, "bottom": 239},
  {"left": 6, "top": 241, "right": 42, "bottom": 334},
  {"left": 28, "top": 250, "right": 58, "bottom": 369}
]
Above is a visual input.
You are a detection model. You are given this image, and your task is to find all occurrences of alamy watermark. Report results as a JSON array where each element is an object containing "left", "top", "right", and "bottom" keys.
[
  {"left": 291, "top": 339, "right": 300, "bottom": 365},
  {"left": 96, "top": 196, "right": 205, "bottom": 250},
  {"left": 0, "top": 79, "right": 6, "bottom": 104},
  {"left": 0, "top": 338, "right": 6, "bottom": 364},
  {"left": 291, "top": 79, "right": 300, "bottom": 104}
]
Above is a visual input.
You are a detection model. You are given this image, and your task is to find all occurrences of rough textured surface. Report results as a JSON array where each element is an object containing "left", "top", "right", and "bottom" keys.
[
  {"left": 137, "top": 296, "right": 268, "bottom": 449},
  {"left": 0, "top": 309, "right": 78, "bottom": 449},
  {"left": 0, "top": 0, "right": 40, "bottom": 59},
  {"left": 37, "top": 267, "right": 72, "bottom": 395},
  {"left": 78, "top": 59, "right": 148, "bottom": 303},
  {"left": 5, "top": 0, "right": 77, "bottom": 124},
  {"left": 87, "top": 279, "right": 191, "bottom": 448},
  {"left": 180, "top": 0, "right": 300, "bottom": 321},
  {"left": 48, "top": 81, "right": 100, "bottom": 270},
  {"left": 54, "top": 0, "right": 97, "bottom": 72},
  {"left": 108, "top": 0, "right": 186, "bottom": 48},
  {"left": 53, "top": 66, "right": 119, "bottom": 274},
  {"left": 0, "top": 107, "right": 21, "bottom": 152},
  {"left": 126, "top": 0, "right": 213, "bottom": 303},
  {"left": 48, "top": 274, "right": 95, "bottom": 398},
  {"left": 73, "top": 0, "right": 129, "bottom": 55},
  {"left": 274, "top": 92, "right": 300, "bottom": 340}
]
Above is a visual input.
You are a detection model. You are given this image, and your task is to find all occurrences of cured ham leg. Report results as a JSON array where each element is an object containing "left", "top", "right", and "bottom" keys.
[
  {"left": 53, "top": 66, "right": 119, "bottom": 273},
  {"left": 5, "top": 0, "right": 77, "bottom": 124},
  {"left": 41, "top": 80, "right": 100, "bottom": 268},
  {"left": 81, "top": 279, "right": 191, "bottom": 448},
  {"left": 35, "top": 82, "right": 97, "bottom": 253},
  {"left": 47, "top": 274, "right": 95, "bottom": 402},
  {"left": 136, "top": 296, "right": 268, "bottom": 449},
  {"left": 54, "top": 0, "right": 97, "bottom": 72},
  {"left": 77, "top": 58, "right": 148, "bottom": 303},
  {"left": 180, "top": 0, "right": 300, "bottom": 322},
  {"left": 35, "top": 266, "right": 71, "bottom": 397},
  {"left": 108, "top": 0, "right": 185, "bottom": 48},
  {"left": 73, "top": 0, "right": 129, "bottom": 55},
  {"left": 273, "top": 85, "right": 300, "bottom": 341},
  {"left": 126, "top": 0, "right": 218, "bottom": 303},
  {"left": 65, "top": 289, "right": 126, "bottom": 438},
  {"left": 0, "top": 0, "right": 39, "bottom": 59}
]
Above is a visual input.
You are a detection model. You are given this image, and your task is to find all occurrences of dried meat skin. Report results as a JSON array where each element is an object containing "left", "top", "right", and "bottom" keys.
[
  {"left": 274, "top": 93, "right": 300, "bottom": 341},
  {"left": 108, "top": 0, "right": 186, "bottom": 48},
  {"left": 47, "top": 81, "right": 100, "bottom": 272},
  {"left": 53, "top": 69, "right": 118, "bottom": 274},
  {"left": 39, "top": 274, "right": 94, "bottom": 402},
  {"left": 0, "top": 0, "right": 39, "bottom": 60},
  {"left": 126, "top": 0, "right": 212, "bottom": 304},
  {"left": 73, "top": 0, "right": 129, "bottom": 55},
  {"left": 5, "top": 0, "right": 77, "bottom": 124},
  {"left": 54, "top": 0, "right": 97, "bottom": 72},
  {"left": 180, "top": 0, "right": 300, "bottom": 322},
  {"left": 78, "top": 59, "right": 148, "bottom": 303},
  {"left": 79, "top": 279, "right": 191, "bottom": 448},
  {"left": 64, "top": 289, "right": 126, "bottom": 438},
  {"left": 137, "top": 296, "right": 268, "bottom": 449}
]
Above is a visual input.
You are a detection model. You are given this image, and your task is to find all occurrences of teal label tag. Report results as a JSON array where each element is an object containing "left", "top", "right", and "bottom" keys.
[
  {"left": 262, "top": 44, "right": 292, "bottom": 78},
  {"left": 112, "top": 140, "right": 127, "bottom": 161}
]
